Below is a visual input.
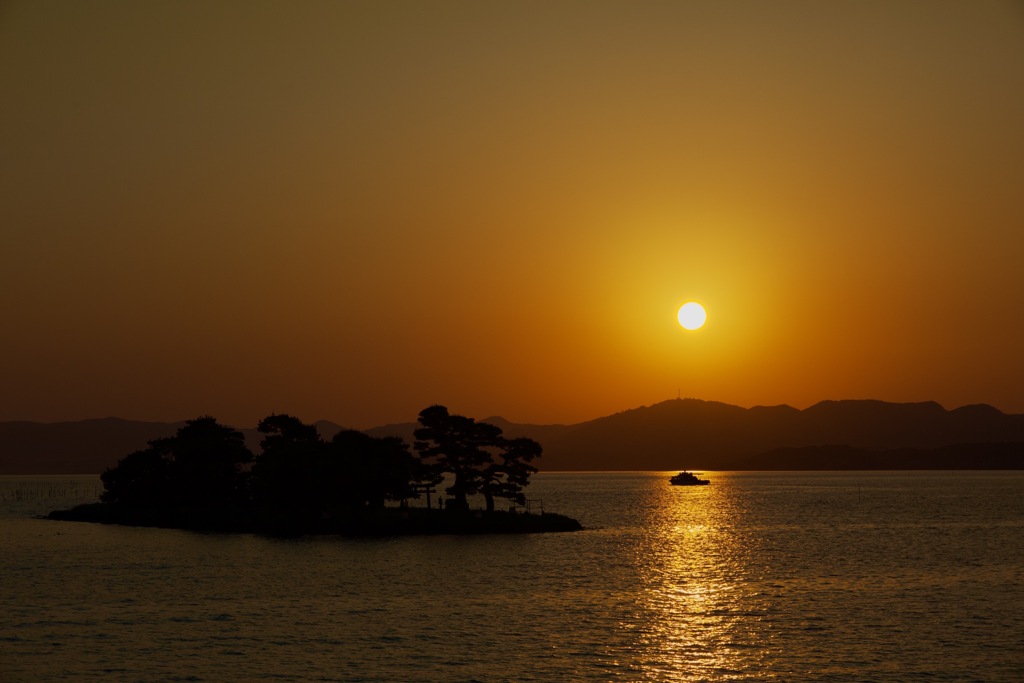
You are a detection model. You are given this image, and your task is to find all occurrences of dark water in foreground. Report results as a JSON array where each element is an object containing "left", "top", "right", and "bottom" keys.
[{"left": 2, "top": 472, "right": 1022, "bottom": 682}]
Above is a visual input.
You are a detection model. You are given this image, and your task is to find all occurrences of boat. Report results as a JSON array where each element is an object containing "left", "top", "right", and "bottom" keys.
[{"left": 669, "top": 470, "right": 710, "bottom": 486}]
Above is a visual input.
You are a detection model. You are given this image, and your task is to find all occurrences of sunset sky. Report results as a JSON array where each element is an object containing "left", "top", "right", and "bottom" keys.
[{"left": 2, "top": 1, "right": 1023, "bottom": 429}]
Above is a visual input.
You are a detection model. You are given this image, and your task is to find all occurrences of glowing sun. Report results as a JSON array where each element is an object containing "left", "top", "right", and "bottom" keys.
[{"left": 677, "top": 302, "right": 707, "bottom": 330}]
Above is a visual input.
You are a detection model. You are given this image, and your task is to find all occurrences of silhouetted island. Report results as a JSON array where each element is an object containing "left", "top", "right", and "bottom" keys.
[{"left": 47, "top": 407, "right": 582, "bottom": 536}]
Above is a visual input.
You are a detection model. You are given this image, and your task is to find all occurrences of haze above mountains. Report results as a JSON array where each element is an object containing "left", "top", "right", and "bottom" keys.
[{"left": 2, "top": 399, "right": 1023, "bottom": 475}]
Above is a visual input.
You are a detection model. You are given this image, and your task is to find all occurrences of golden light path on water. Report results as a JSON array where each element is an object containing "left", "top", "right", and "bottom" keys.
[{"left": 624, "top": 475, "right": 780, "bottom": 681}]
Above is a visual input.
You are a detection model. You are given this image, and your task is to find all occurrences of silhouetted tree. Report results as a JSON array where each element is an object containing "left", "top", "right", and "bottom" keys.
[
  {"left": 480, "top": 436, "right": 541, "bottom": 512},
  {"left": 250, "top": 414, "right": 324, "bottom": 510},
  {"left": 250, "top": 416, "right": 427, "bottom": 517},
  {"left": 100, "top": 416, "right": 251, "bottom": 507},
  {"left": 101, "top": 445, "right": 175, "bottom": 506},
  {"left": 414, "top": 405, "right": 538, "bottom": 511},
  {"left": 92, "top": 408, "right": 559, "bottom": 534},
  {"left": 327, "top": 430, "right": 420, "bottom": 510},
  {"left": 166, "top": 417, "right": 253, "bottom": 506}
]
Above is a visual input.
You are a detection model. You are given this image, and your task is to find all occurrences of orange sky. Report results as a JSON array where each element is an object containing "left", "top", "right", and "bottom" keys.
[{"left": 2, "top": 1, "right": 1023, "bottom": 428}]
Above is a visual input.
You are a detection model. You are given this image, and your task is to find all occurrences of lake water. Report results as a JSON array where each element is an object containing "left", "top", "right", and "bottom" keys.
[{"left": 2, "top": 471, "right": 1022, "bottom": 682}]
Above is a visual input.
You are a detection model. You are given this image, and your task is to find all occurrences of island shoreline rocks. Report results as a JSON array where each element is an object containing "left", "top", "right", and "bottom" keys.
[{"left": 46, "top": 503, "right": 583, "bottom": 537}]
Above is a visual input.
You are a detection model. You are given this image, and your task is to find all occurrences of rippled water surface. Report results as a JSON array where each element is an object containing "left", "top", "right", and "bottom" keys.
[{"left": 2, "top": 472, "right": 1023, "bottom": 682}]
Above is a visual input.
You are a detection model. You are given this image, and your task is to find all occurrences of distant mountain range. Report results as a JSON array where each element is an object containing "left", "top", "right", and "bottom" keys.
[{"left": 3, "top": 399, "right": 1023, "bottom": 474}]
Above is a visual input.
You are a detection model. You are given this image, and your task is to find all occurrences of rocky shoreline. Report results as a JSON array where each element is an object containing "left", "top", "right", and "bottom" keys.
[{"left": 47, "top": 502, "right": 583, "bottom": 537}]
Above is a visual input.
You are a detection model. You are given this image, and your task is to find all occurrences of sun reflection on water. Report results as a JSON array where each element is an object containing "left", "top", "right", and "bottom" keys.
[{"left": 626, "top": 473, "right": 779, "bottom": 681}]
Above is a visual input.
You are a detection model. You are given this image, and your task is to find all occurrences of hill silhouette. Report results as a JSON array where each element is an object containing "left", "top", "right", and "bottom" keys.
[
  {"left": 4, "top": 399, "right": 1024, "bottom": 474},
  {"left": 538, "top": 399, "right": 1024, "bottom": 470},
  {"left": 368, "top": 399, "right": 1024, "bottom": 470},
  {"left": 0, "top": 418, "right": 183, "bottom": 475}
]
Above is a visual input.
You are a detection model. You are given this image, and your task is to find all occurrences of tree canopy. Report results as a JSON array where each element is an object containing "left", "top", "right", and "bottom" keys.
[
  {"left": 101, "top": 416, "right": 251, "bottom": 507},
  {"left": 413, "top": 405, "right": 541, "bottom": 511},
  {"left": 97, "top": 407, "right": 544, "bottom": 523}
]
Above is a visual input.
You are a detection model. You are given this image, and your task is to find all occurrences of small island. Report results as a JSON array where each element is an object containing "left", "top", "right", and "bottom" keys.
[{"left": 48, "top": 406, "right": 582, "bottom": 536}]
